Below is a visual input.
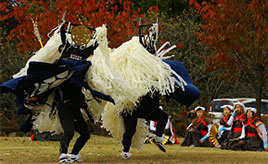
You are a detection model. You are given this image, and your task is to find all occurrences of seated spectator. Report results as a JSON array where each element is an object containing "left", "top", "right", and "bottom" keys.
[
  {"left": 237, "top": 107, "right": 267, "bottom": 151},
  {"left": 221, "top": 102, "right": 246, "bottom": 150},
  {"left": 181, "top": 106, "right": 213, "bottom": 147},
  {"left": 217, "top": 105, "right": 233, "bottom": 146}
]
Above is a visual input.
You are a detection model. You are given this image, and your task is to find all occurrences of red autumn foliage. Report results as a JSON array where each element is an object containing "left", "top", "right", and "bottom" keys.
[
  {"left": 190, "top": 0, "right": 267, "bottom": 115},
  {"left": 176, "top": 42, "right": 184, "bottom": 49},
  {"left": 0, "top": 0, "right": 146, "bottom": 52},
  {"left": 190, "top": 0, "right": 267, "bottom": 74},
  {"left": 148, "top": 4, "right": 159, "bottom": 14}
]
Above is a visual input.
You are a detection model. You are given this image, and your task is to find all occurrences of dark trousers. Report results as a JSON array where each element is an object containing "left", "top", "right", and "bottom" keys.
[
  {"left": 58, "top": 105, "right": 90, "bottom": 155},
  {"left": 181, "top": 130, "right": 211, "bottom": 147},
  {"left": 218, "top": 130, "right": 230, "bottom": 144},
  {"left": 122, "top": 94, "right": 168, "bottom": 152}
]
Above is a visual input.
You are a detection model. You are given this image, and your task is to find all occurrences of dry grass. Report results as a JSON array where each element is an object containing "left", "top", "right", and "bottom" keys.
[{"left": 0, "top": 134, "right": 267, "bottom": 164}]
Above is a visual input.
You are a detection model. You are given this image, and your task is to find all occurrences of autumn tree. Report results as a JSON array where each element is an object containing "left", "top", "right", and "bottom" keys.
[
  {"left": 190, "top": 0, "right": 268, "bottom": 116},
  {"left": 0, "top": 0, "right": 147, "bottom": 132},
  {"left": 132, "top": 0, "right": 189, "bottom": 17},
  {"left": 0, "top": 20, "right": 27, "bottom": 131},
  {"left": 0, "top": 0, "right": 144, "bottom": 53},
  {"left": 145, "top": 7, "right": 267, "bottom": 135},
  {"left": 145, "top": 9, "right": 253, "bottom": 110}
]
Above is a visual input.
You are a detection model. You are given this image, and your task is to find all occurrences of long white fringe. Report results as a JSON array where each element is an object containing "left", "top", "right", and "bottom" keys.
[
  {"left": 109, "top": 36, "right": 186, "bottom": 113},
  {"left": 94, "top": 33, "right": 186, "bottom": 150},
  {"left": 85, "top": 25, "right": 140, "bottom": 118},
  {"left": 29, "top": 91, "right": 63, "bottom": 134}
]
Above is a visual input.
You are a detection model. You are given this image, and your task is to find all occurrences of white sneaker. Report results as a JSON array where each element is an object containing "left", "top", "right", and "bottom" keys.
[
  {"left": 69, "top": 154, "right": 82, "bottom": 162},
  {"left": 59, "top": 153, "right": 71, "bottom": 163},
  {"left": 121, "top": 152, "right": 132, "bottom": 159}
]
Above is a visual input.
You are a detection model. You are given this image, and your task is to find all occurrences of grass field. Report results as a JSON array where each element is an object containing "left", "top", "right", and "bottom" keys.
[{"left": 0, "top": 134, "right": 267, "bottom": 164}]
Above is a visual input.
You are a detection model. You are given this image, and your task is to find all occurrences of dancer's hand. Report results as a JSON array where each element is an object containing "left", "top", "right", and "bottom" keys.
[{"left": 199, "top": 139, "right": 204, "bottom": 143}]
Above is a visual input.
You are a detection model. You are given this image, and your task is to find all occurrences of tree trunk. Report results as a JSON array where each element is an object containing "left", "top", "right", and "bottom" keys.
[
  {"left": 255, "top": 64, "right": 264, "bottom": 118},
  {"left": 256, "top": 86, "right": 262, "bottom": 118}
]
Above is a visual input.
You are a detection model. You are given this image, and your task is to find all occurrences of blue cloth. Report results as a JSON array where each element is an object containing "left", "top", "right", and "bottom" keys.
[
  {"left": 164, "top": 60, "right": 200, "bottom": 106},
  {"left": 1, "top": 60, "right": 88, "bottom": 93},
  {"left": 0, "top": 59, "right": 114, "bottom": 132},
  {"left": 18, "top": 115, "right": 33, "bottom": 133}
]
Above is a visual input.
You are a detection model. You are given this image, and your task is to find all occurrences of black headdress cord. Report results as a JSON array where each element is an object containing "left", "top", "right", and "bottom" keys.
[{"left": 139, "top": 24, "right": 152, "bottom": 47}]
